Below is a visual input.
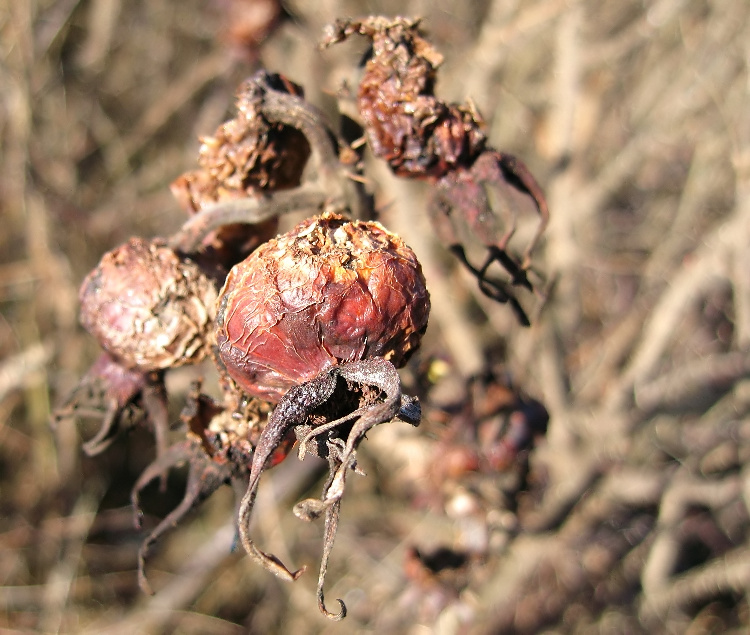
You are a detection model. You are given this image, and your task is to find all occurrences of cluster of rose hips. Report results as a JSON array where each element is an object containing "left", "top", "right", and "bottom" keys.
[{"left": 54, "top": 17, "right": 548, "bottom": 621}]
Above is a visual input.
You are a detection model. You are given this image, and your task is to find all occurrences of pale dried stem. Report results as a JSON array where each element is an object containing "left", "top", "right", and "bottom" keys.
[
  {"left": 641, "top": 544, "right": 750, "bottom": 623},
  {"left": 119, "top": 53, "right": 234, "bottom": 173},
  {"left": 39, "top": 486, "right": 103, "bottom": 634},
  {"left": 634, "top": 351, "right": 750, "bottom": 415},
  {"left": 641, "top": 473, "right": 742, "bottom": 596},
  {"left": 87, "top": 522, "right": 238, "bottom": 635},
  {"left": 168, "top": 184, "right": 330, "bottom": 253},
  {"left": 610, "top": 206, "right": 750, "bottom": 410},
  {"left": 0, "top": 341, "right": 53, "bottom": 404},
  {"left": 463, "top": 0, "right": 574, "bottom": 112}
]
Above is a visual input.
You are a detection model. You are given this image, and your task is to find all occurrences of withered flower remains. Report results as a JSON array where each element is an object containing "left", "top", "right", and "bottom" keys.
[
  {"left": 323, "top": 17, "right": 549, "bottom": 323},
  {"left": 171, "top": 71, "right": 312, "bottom": 271},
  {"left": 212, "top": 212, "right": 429, "bottom": 618}
]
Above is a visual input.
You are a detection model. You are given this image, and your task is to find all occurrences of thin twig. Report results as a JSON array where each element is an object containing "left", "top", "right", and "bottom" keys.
[{"left": 167, "top": 184, "right": 331, "bottom": 254}]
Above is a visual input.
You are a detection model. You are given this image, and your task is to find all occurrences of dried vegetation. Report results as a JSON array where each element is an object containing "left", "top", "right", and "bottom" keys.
[{"left": 2, "top": 0, "right": 750, "bottom": 632}]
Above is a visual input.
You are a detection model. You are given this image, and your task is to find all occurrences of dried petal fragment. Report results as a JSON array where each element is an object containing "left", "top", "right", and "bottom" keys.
[{"left": 216, "top": 212, "right": 430, "bottom": 402}]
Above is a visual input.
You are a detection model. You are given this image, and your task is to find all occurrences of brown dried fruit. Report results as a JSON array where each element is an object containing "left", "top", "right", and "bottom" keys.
[
  {"left": 172, "top": 71, "right": 311, "bottom": 212},
  {"left": 215, "top": 212, "right": 430, "bottom": 402},
  {"left": 79, "top": 237, "right": 218, "bottom": 371},
  {"left": 322, "top": 17, "right": 485, "bottom": 179},
  {"left": 171, "top": 71, "right": 312, "bottom": 269},
  {"left": 323, "top": 18, "right": 549, "bottom": 323}
]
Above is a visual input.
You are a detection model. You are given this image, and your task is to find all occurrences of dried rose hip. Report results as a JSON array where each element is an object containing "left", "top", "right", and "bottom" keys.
[
  {"left": 79, "top": 237, "right": 218, "bottom": 371},
  {"left": 215, "top": 212, "right": 430, "bottom": 402},
  {"left": 171, "top": 71, "right": 311, "bottom": 213},
  {"left": 170, "top": 71, "right": 312, "bottom": 270},
  {"left": 323, "top": 17, "right": 549, "bottom": 323},
  {"left": 322, "top": 17, "right": 485, "bottom": 180}
]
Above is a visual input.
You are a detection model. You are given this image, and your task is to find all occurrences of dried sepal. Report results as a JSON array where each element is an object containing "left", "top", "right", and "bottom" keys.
[
  {"left": 132, "top": 438, "right": 237, "bottom": 594},
  {"left": 52, "top": 352, "right": 147, "bottom": 455},
  {"left": 51, "top": 353, "right": 174, "bottom": 470},
  {"left": 237, "top": 358, "right": 410, "bottom": 620},
  {"left": 237, "top": 370, "right": 340, "bottom": 581},
  {"left": 131, "top": 382, "right": 266, "bottom": 595},
  {"left": 430, "top": 149, "right": 550, "bottom": 275},
  {"left": 317, "top": 488, "right": 345, "bottom": 620}
]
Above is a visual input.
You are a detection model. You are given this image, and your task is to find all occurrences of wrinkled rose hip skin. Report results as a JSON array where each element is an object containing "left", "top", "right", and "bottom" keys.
[
  {"left": 214, "top": 212, "right": 429, "bottom": 620},
  {"left": 215, "top": 212, "right": 430, "bottom": 402},
  {"left": 63, "top": 237, "right": 218, "bottom": 467},
  {"left": 79, "top": 237, "right": 218, "bottom": 371}
]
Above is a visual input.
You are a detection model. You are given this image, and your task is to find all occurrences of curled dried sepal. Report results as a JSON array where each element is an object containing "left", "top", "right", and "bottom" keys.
[
  {"left": 132, "top": 438, "right": 236, "bottom": 594},
  {"left": 237, "top": 358, "right": 411, "bottom": 620},
  {"left": 430, "top": 149, "right": 550, "bottom": 274},
  {"left": 237, "top": 370, "right": 339, "bottom": 581},
  {"left": 132, "top": 382, "right": 253, "bottom": 594},
  {"left": 51, "top": 352, "right": 147, "bottom": 455},
  {"left": 317, "top": 498, "right": 346, "bottom": 620},
  {"left": 79, "top": 237, "right": 218, "bottom": 371},
  {"left": 51, "top": 353, "right": 173, "bottom": 472}
]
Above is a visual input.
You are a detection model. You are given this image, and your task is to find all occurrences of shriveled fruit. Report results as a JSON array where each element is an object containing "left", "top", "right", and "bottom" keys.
[
  {"left": 79, "top": 237, "right": 218, "bottom": 371},
  {"left": 170, "top": 71, "right": 312, "bottom": 270},
  {"left": 215, "top": 212, "right": 430, "bottom": 402},
  {"left": 322, "top": 17, "right": 485, "bottom": 180}
]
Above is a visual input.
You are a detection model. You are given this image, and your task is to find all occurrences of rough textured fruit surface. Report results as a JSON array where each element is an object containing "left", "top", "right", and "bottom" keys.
[
  {"left": 322, "top": 17, "right": 486, "bottom": 179},
  {"left": 170, "top": 71, "right": 311, "bottom": 213},
  {"left": 79, "top": 237, "right": 218, "bottom": 371},
  {"left": 216, "top": 213, "right": 430, "bottom": 402},
  {"left": 170, "top": 71, "right": 311, "bottom": 270}
]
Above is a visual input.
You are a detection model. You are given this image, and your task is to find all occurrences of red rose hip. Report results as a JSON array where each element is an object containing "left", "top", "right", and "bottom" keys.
[
  {"left": 215, "top": 212, "right": 430, "bottom": 402},
  {"left": 79, "top": 237, "right": 218, "bottom": 371}
]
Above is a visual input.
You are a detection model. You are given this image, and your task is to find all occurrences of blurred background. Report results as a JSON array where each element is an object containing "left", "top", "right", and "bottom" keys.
[{"left": 2, "top": 0, "right": 749, "bottom": 632}]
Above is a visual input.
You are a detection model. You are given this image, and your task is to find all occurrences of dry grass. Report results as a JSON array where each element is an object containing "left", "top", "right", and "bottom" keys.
[{"left": 2, "top": 0, "right": 749, "bottom": 632}]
